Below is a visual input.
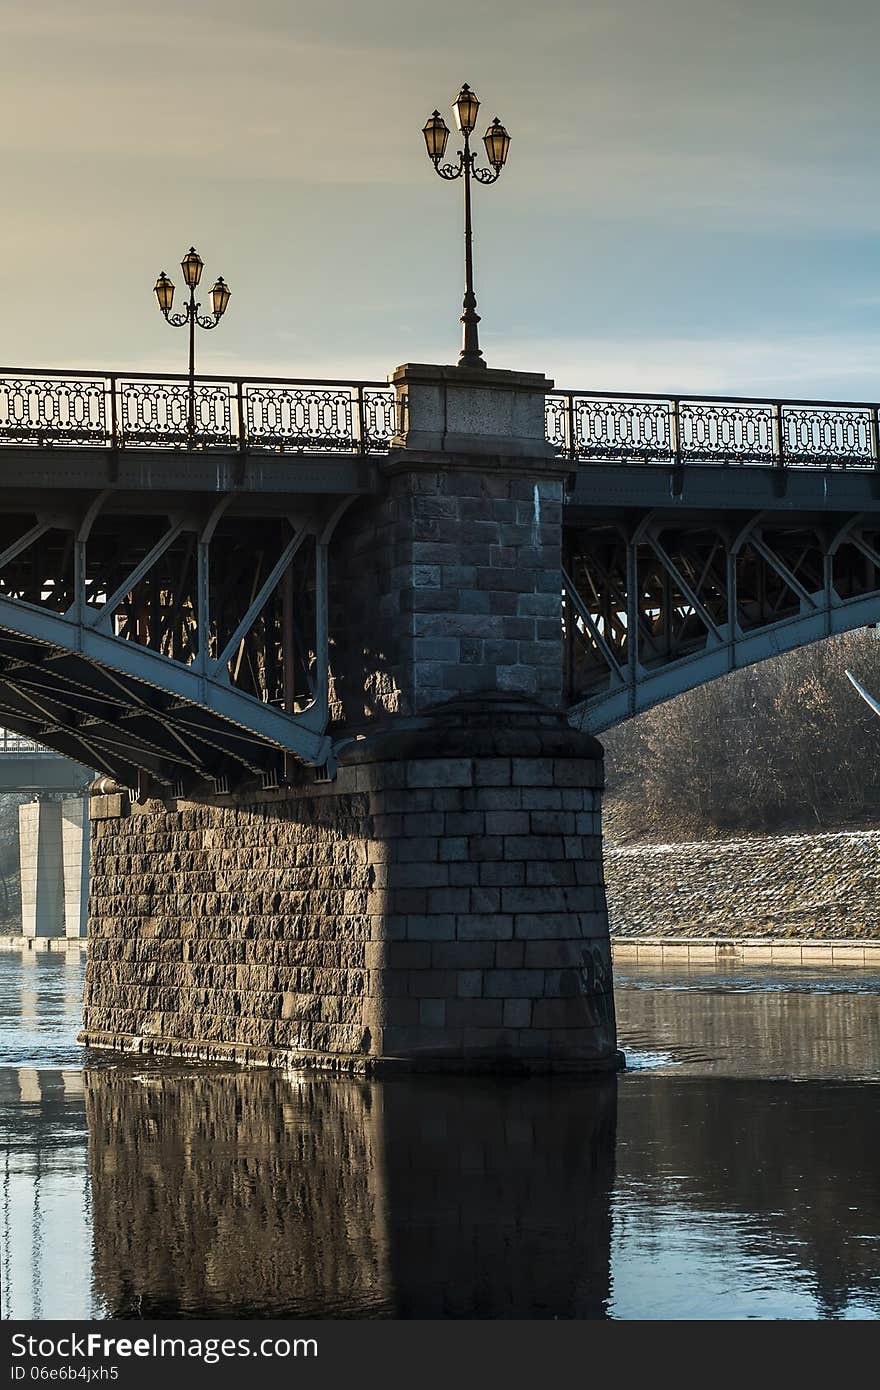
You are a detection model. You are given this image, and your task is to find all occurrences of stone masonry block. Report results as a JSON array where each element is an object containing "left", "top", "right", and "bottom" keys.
[
  {"left": 478, "top": 862, "right": 525, "bottom": 887},
  {"left": 457, "top": 970, "right": 483, "bottom": 998},
  {"left": 495, "top": 941, "right": 525, "bottom": 968},
  {"left": 513, "top": 913, "right": 583, "bottom": 940},
  {"left": 419, "top": 1000, "right": 446, "bottom": 1027},
  {"left": 503, "top": 999, "right": 532, "bottom": 1028},
  {"left": 405, "top": 915, "right": 457, "bottom": 941},
  {"left": 512, "top": 759, "right": 554, "bottom": 786},
  {"left": 457, "top": 913, "right": 514, "bottom": 941},
  {"left": 446, "top": 999, "right": 503, "bottom": 1028},
  {"left": 406, "top": 760, "right": 474, "bottom": 789},
  {"left": 431, "top": 941, "right": 495, "bottom": 969},
  {"left": 483, "top": 969, "right": 546, "bottom": 998}
]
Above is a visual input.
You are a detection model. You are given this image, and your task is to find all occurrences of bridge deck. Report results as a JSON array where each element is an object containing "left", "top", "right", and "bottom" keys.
[{"left": 2, "top": 366, "right": 880, "bottom": 782}]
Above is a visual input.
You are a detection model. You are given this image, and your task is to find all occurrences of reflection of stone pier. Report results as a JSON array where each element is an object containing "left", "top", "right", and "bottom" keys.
[{"left": 84, "top": 1067, "right": 616, "bottom": 1318}]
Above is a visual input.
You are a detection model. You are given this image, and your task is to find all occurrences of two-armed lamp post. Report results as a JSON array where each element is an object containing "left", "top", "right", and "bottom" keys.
[
  {"left": 423, "top": 84, "right": 510, "bottom": 370},
  {"left": 153, "top": 248, "right": 231, "bottom": 443}
]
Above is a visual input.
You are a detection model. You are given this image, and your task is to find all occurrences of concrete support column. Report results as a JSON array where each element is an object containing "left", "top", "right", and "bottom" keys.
[
  {"left": 19, "top": 799, "right": 64, "bottom": 938},
  {"left": 61, "top": 796, "right": 90, "bottom": 938}
]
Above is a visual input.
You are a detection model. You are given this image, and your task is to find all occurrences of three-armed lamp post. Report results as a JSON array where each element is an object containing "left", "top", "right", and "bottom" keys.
[
  {"left": 153, "top": 248, "right": 231, "bottom": 443},
  {"left": 423, "top": 84, "right": 510, "bottom": 370}
]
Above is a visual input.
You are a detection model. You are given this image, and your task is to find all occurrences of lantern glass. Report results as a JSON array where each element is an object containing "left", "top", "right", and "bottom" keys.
[
  {"left": 211, "top": 276, "right": 231, "bottom": 318},
  {"left": 483, "top": 117, "right": 511, "bottom": 171},
  {"left": 422, "top": 110, "right": 449, "bottom": 162},
  {"left": 181, "top": 247, "right": 204, "bottom": 288},
  {"left": 452, "top": 83, "right": 480, "bottom": 135},
  {"left": 154, "top": 271, "right": 174, "bottom": 314}
]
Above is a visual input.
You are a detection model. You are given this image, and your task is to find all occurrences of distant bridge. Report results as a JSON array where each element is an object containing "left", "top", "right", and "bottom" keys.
[
  {"left": 0, "top": 366, "right": 878, "bottom": 787},
  {"left": 0, "top": 729, "right": 90, "bottom": 793}
]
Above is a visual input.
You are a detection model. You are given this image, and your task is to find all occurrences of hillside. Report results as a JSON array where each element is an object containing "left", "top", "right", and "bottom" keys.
[{"left": 602, "top": 628, "right": 880, "bottom": 844}]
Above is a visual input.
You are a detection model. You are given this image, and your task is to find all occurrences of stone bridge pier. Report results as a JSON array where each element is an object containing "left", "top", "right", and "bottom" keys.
[{"left": 81, "top": 364, "right": 618, "bottom": 1072}]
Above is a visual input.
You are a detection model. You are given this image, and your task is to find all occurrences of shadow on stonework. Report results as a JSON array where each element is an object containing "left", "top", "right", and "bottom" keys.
[{"left": 84, "top": 1065, "right": 617, "bottom": 1319}]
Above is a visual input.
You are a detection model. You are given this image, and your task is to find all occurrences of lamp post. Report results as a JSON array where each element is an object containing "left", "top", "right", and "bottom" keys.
[
  {"left": 423, "top": 84, "right": 510, "bottom": 370},
  {"left": 153, "top": 248, "right": 231, "bottom": 443}
]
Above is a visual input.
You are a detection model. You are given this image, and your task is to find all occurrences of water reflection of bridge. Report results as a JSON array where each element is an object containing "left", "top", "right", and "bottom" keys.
[{"left": 5, "top": 1056, "right": 879, "bottom": 1318}]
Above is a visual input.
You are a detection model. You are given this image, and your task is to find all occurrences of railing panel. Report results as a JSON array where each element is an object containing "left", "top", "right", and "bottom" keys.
[
  {"left": 0, "top": 374, "right": 107, "bottom": 445},
  {"left": 119, "top": 378, "right": 234, "bottom": 448},
  {"left": 782, "top": 405, "right": 875, "bottom": 466},
  {"left": 545, "top": 394, "right": 570, "bottom": 456},
  {"left": 244, "top": 383, "right": 357, "bottom": 452},
  {"left": 679, "top": 401, "right": 775, "bottom": 464},
  {"left": 570, "top": 396, "right": 673, "bottom": 461},
  {"left": 362, "top": 387, "right": 397, "bottom": 451}
]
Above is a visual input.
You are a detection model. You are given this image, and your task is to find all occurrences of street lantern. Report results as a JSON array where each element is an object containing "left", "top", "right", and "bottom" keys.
[
  {"left": 153, "top": 246, "right": 230, "bottom": 444},
  {"left": 452, "top": 82, "right": 480, "bottom": 135},
  {"left": 483, "top": 117, "right": 511, "bottom": 173},
  {"left": 181, "top": 246, "right": 204, "bottom": 288},
  {"left": 153, "top": 271, "right": 175, "bottom": 315},
  {"left": 423, "top": 83, "right": 511, "bottom": 369},
  {"left": 422, "top": 110, "right": 449, "bottom": 164},
  {"left": 211, "top": 276, "right": 231, "bottom": 318}
]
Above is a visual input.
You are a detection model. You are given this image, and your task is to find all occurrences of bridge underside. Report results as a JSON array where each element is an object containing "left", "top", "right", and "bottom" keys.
[
  {"left": 564, "top": 493, "right": 880, "bottom": 731},
  {"left": 0, "top": 484, "right": 364, "bottom": 791}
]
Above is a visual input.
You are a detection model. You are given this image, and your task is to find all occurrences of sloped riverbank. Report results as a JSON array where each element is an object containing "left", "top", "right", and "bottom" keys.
[{"left": 605, "top": 828, "right": 880, "bottom": 939}]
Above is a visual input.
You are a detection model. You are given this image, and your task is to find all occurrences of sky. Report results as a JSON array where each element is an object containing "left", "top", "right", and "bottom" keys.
[{"left": 1, "top": 0, "right": 879, "bottom": 396}]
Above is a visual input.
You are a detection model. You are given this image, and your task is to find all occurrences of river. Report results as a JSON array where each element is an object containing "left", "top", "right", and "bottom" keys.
[{"left": 1, "top": 948, "right": 878, "bottom": 1320}]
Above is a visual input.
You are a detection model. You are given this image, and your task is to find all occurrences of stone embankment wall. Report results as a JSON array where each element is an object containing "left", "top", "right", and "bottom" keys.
[{"left": 605, "top": 829, "right": 880, "bottom": 938}]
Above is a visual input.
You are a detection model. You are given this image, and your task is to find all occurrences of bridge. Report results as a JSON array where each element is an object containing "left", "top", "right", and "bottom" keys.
[
  {"left": 0, "top": 367, "right": 877, "bottom": 780},
  {"left": 0, "top": 730, "right": 91, "bottom": 939},
  {"left": 1, "top": 360, "right": 876, "bottom": 1072},
  {"left": 0, "top": 728, "right": 90, "bottom": 794}
]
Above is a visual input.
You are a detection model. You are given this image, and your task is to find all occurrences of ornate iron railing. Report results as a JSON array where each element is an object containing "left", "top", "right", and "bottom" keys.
[
  {"left": 0, "top": 368, "right": 398, "bottom": 454},
  {"left": 3, "top": 368, "right": 880, "bottom": 468},
  {"left": 546, "top": 389, "right": 880, "bottom": 468}
]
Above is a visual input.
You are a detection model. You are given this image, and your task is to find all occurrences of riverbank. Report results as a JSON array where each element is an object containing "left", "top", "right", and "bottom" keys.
[
  {"left": 605, "top": 827, "right": 880, "bottom": 939},
  {"left": 5, "top": 825, "right": 880, "bottom": 953},
  {"left": 611, "top": 936, "right": 880, "bottom": 963}
]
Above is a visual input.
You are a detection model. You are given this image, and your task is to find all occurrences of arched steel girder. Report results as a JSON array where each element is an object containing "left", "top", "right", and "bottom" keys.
[
  {"left": 0, "top": 493, "right": 356, "bottom": 789},
  {"left": 0, "top": 604, "right": 332, "bottom": 789},
  {"left": 564, "top": 510, "right": 880, "bottom": 734},
  {"left": 568, "top": 590, "right": 880, "bottom": 733}
]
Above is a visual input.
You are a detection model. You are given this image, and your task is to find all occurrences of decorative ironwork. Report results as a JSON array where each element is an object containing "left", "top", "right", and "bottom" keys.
[
  {"left": 245, "top": 384, "right": 355, "bottom": 452},
  {"left": 549, "top": 390, "right": 880, "bottom": 468},
  {"left": 120, "top": 377, "right": 233, "bottom": 448},
  {"left": 5, "top": 370, "right": 880, "bottom": 468},
  {"left": 0, "top": 368, "right": 395, "bottom": 454},
  {"left": 154, "top": 247, "right": 231, "bottom": 444},
  {"left": 0, "top": 375, "right": 108, "bottom": 446}
]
